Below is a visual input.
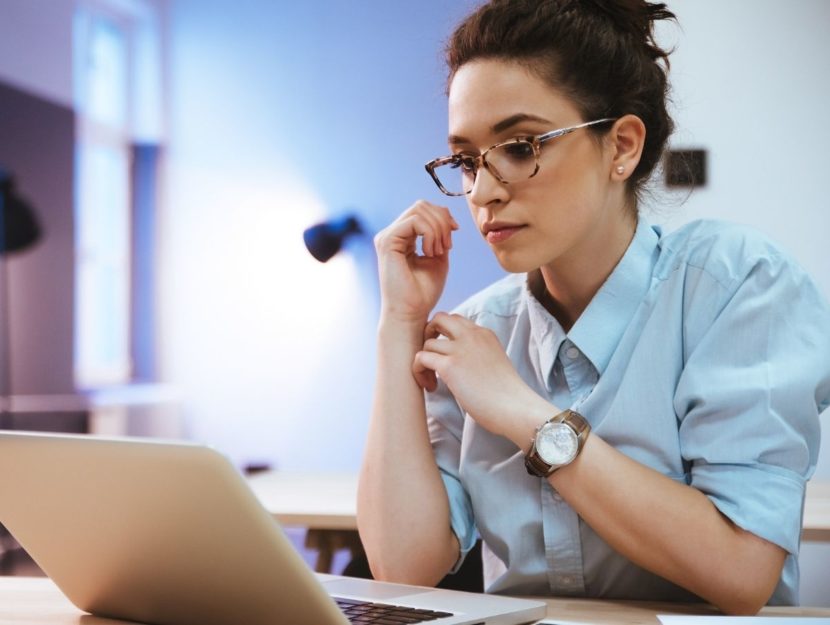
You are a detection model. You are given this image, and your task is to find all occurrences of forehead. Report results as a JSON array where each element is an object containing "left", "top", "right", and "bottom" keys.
[
  {"left": 447, "top": 59, "right": 580, "bottom": 140},
  {"left": 448, "top": 59, "right": 580, "bottom": 138}
]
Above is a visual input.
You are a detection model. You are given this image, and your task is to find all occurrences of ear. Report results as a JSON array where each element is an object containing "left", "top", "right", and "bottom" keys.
[{"left": 608, "top": 114, "right": 646, "bottom": 181}]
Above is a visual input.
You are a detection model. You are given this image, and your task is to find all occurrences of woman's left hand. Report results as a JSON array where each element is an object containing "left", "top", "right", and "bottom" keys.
[{"left": 412, "top": 312, "right": 543, "bottom": 443}]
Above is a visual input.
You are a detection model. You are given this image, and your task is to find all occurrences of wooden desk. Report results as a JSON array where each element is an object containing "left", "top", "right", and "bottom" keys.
[
  {"left": 247, "top": 472, "right": 830, "bottom": 541},
  {"left": 246, "top": 472, "right": 830, "bottom": 573},
  {"left": 247, "top": 471, "right": 358, "bottom": 531},
  {"left": 247, "top": 471, "right": 360, "bottom": 572},
  {"left": 2, "top": 576, "right": 829, "bottom": 625}
]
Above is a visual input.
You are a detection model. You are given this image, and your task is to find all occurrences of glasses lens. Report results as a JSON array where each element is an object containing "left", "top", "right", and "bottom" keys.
[
  {"left": 433, "top": 156, "right": 475, "bottom": 196},
  {"left": 486, "top": 140, "right": 537, "bottom": 183},
  {"left": 429, "top": 139, "right": 538, "bottom": 196}
]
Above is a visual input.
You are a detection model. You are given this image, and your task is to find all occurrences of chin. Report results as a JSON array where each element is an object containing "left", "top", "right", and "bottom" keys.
[{"left": 491, "top": 248, "right": 541, "bottom": 274}]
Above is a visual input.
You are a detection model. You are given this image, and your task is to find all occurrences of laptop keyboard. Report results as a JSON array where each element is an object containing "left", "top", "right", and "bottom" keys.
[{"left": 334, "top": 596, "right": 454, "bottom": 623}]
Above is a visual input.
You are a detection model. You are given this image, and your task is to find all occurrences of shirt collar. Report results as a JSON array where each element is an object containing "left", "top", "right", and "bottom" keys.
[
  {"left": 524, "top": 274, "right": 568, "bottom": 384},
  {"left": 568, "top": 216, "right": 660, "bottom": 375}
]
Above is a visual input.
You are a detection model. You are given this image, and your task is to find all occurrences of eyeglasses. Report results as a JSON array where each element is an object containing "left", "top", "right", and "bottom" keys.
[{"left": 424, "top": 118, "right": 617, "bottom": 197}]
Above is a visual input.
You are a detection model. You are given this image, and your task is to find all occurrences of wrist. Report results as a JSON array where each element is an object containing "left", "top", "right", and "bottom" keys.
[
  {"left": 377, "top": 316, "right": 427, "bottom": 347},
  {"left": 378, "top": 301, "right": 432, "bottom": 324},
  {"left": 501, "top": 391, "right": 559, "bottom": 452}
]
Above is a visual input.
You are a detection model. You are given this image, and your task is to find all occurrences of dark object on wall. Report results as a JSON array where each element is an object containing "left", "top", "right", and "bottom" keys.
[
  {"left": 303, "top": 214, "right": 364, "bottom": 263},
  {"left": 0, "top": 79, "right": 75, "bottom": 396},
  {"left": 0, "top": 168, "right": 42, "bottom": 254},
  {"left": 1, "top": 168, "right": 43, "bottom": 430},
  {"left": 665, "top": 149, "right": 707, "bottom": 187}
]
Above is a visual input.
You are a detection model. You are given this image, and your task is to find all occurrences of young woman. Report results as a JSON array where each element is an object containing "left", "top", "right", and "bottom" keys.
[{"left": 357, "top": 0, "right": 830, "bottom": 614}]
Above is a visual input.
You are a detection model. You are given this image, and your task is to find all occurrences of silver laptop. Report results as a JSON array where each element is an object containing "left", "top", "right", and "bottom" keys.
[{"left": 0, "top": 431, "right": 546, "bottom": 625}]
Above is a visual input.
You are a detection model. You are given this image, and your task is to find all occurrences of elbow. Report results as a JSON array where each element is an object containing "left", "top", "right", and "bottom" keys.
[
  {"left": 357, "top": 515, "right": 459, "bottom": 588},
  {"left": 717, "top": 595, "right": 766, "bottom": 617},
  {"left": 361, "top": 533, "right": 457, "bottom": 588},
  {"left": 710, "top": 568, "right": 780, "bottom": 616},
  {"left": 707, "top": 528, "right": 786, "bottom": 615},
  {"left": 366, "top": 555, "right": 447, "bottom": 588}
]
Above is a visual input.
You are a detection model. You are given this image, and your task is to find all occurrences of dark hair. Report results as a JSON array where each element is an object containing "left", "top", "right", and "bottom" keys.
[{"left": 446, "top": 0, "right": 677, "bottom": 205}]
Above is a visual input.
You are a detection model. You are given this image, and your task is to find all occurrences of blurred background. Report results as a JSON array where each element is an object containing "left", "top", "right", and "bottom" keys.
[{"left": 0, "top": 0, "right": 828, "bottom": 605}]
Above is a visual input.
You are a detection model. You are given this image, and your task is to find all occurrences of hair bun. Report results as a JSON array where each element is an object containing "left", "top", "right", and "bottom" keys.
[{"left": 583, "top": 0, "right": 676, "bottom": 65}]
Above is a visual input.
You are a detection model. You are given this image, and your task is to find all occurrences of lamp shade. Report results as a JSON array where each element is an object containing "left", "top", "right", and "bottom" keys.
[
  {"left": 0, "top": 168, "right": 41, "bottom": 255},
  {"left": 303, "top": 214, "right": 363, "bottom": 263}
]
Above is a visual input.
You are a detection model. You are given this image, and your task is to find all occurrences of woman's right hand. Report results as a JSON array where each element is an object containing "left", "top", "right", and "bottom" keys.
[{"left": 374, "top": 200, "right": 459, "bottom": 325}]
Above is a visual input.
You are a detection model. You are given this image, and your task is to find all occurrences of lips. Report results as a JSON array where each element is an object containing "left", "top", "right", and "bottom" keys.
[{"left": 482, "top": 222, "right": 526, "bottom": 244}]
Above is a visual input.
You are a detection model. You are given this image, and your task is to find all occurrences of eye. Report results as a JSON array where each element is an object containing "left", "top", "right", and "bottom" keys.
[
  {"left": 451, "top": 154, "right": 477, "bottom": 174},
  {"left": 501, "top": 140, "right": 535, "bottom": 161}
]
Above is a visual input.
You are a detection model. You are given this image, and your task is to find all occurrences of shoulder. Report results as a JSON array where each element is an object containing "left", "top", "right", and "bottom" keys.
[
  {"left": 654, "top": 219, "right": 802, "bottom": 291},
  {"left": 652, "top": 219, "right": 830, "bottom": 369},
  {"left": 450, "top": 272, "right": 526, "bottom": 321}
]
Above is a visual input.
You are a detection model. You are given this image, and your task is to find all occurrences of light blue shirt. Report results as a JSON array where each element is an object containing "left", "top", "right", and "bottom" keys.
[{"left": 426, "top": 218, "right": 830, "bottom": 604}]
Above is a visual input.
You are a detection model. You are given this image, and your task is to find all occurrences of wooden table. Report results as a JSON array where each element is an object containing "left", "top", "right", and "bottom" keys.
[
  {"left": 247, "top": 471, "right": 361, "bottom": 572},
  {"left": 246, "top": 473, "right": 830, "bottom": 572},
  {"left": 247, "top": 471, "right": 359, "bottom": 531},
  {"left": 1, "top": 577, "right": 829, "bottom": 625}
]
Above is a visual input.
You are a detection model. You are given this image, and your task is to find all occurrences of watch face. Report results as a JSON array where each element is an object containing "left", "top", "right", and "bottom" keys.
[{"left": 536, "top": 422, "right": 578, "bottom": 466}]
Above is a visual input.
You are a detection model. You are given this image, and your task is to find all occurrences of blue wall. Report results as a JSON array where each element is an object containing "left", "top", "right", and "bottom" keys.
[{"left": 161, "top": 0, "right": 505, "bottom": 472}]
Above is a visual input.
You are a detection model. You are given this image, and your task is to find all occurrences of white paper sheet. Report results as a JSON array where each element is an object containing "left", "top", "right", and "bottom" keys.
[{"left": 658, "top": 616, "right": 830, "bottom": 625}]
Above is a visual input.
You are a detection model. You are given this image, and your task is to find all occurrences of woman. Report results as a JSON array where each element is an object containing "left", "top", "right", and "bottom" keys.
[{"left": 357, "top": 0, "right": 830, "bottom": 614}]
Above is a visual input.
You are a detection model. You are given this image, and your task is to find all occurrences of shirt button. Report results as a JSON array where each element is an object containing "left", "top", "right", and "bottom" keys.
[
  {"left": 559, "top": 575, "right": 573, "bottom": 585},
  {"left": 565, "top": 347, "right": 580, "bottom": 359}
]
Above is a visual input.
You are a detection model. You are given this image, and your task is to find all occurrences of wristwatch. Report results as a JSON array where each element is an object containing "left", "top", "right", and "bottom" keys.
[{"left": 524, "top": 409, "right": 591, "bottom": 477}]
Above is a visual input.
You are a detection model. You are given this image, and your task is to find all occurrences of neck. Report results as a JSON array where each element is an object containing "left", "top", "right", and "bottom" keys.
[{"left": 536, "top": 210, "right": 637, "bottom": 332}]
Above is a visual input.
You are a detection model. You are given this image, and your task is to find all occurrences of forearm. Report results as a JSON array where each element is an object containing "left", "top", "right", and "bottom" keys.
[
  {"left": 551, "top": 435, "right": 786, "bottom": 614},
  {"left": 357, "top": 319, "right": 458, "bottom": 585}
]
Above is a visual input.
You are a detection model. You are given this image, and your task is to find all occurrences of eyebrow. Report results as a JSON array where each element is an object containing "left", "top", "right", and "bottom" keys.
[{"left": 448, "top": 113, "right": 554, "bottom": 146}]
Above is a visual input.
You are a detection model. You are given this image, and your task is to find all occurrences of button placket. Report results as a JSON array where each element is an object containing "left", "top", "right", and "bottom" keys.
[
  {"left": 559, "top": 342, "right": 597, "bottom": 409},
  {"left": 541, "top": 482, "right": 586, "bottom": 595}
]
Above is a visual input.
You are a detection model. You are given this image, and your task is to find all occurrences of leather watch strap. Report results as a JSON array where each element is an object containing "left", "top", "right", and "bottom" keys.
[{"left": 524, "top": 409, "right": 591, "bottom": 477}]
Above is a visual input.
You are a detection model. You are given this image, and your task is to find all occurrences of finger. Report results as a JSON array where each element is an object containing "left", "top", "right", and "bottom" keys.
[
  {"left": 435, "top": 205, "right": 460, "bottom": 250},
  {"left": 413, "top": 368, "right": 437, "bottom": 392},
  {"left": 387, "top": 213, "right": 438, "bottom": 258},
  {"left": 415, "top": 215, "right": 440, "bottom": 258},
  {"left": 423, "top": 203, "right": 456, "bottom": 253},
  {"left": 412, "top": 350, "right": 442, "bottom": 391},
  {"left": 423, "top": 337, "right": 453, "bottom": 355},
  {"left": 423, "top": 319, "right": 441, "bottom": 342},
  {"left": 416, "top": 209, "right": 443, "bottom": 257},
  {"left": 407, "top": 201, "right": 456, "bottom": 256},
  {"left": 425, "top": 312, "right": 470, "bottom": 341},
  {"left": 386, "top": 201, "right": 441, "bottom": 233}
]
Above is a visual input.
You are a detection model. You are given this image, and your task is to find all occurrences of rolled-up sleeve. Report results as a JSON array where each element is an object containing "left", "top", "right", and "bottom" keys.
[
  {"left": 425, "top": 378, "right": 477, "bottom": 571},
  {"left": 674, "top": 251, "right": 830, "bottom": 555}
]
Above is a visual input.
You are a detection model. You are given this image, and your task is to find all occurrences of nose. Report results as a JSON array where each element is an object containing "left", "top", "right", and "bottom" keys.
[{"left": 468, "top": 163, "right": 509, "bottom": 207}]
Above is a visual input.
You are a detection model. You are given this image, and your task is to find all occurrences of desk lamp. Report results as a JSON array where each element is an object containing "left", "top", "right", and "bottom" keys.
[
  {"left": 303, "top": 214, "right": 364, "bottom": 263},
  {"left": 0, "top": 168, "right": 42, "bottom": 429}
]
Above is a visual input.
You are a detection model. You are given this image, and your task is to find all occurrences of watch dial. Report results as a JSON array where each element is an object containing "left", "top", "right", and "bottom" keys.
[{"left": 537, "top": 422, "right": 578, "bottom": 466}]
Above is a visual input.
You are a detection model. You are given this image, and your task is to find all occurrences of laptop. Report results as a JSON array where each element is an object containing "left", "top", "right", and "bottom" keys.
[{"left": 0, "top": 431, "right": 546, "bottom": 625}]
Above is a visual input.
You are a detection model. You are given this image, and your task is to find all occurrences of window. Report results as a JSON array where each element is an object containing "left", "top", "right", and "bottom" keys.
[{"left": 73, "top": 1, "right": 161, "bottom": 388}]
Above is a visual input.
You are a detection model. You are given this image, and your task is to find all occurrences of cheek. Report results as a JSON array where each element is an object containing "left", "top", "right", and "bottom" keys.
[
  {"left": 535, "top": 151, "right": 607, "bottom": 210},
  {"left": 468, "top": 202, "right": 489, "bottom": 230}
]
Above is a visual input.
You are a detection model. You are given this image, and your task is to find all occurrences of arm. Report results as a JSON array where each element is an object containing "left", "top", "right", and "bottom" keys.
[
  {"left": 414, "top": 306, "right": 812, "bottom": 614},
  {"left": 550, "top": 435, "right": 786, "bottom": 615},
  {"left": 357, "top": 201, "right": 461, "bottom": 585}
]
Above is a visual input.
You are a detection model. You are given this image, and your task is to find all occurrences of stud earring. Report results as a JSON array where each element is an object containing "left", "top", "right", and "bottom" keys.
[{"left": 615, "top": 165, "right": 625, "bottom": 175}]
